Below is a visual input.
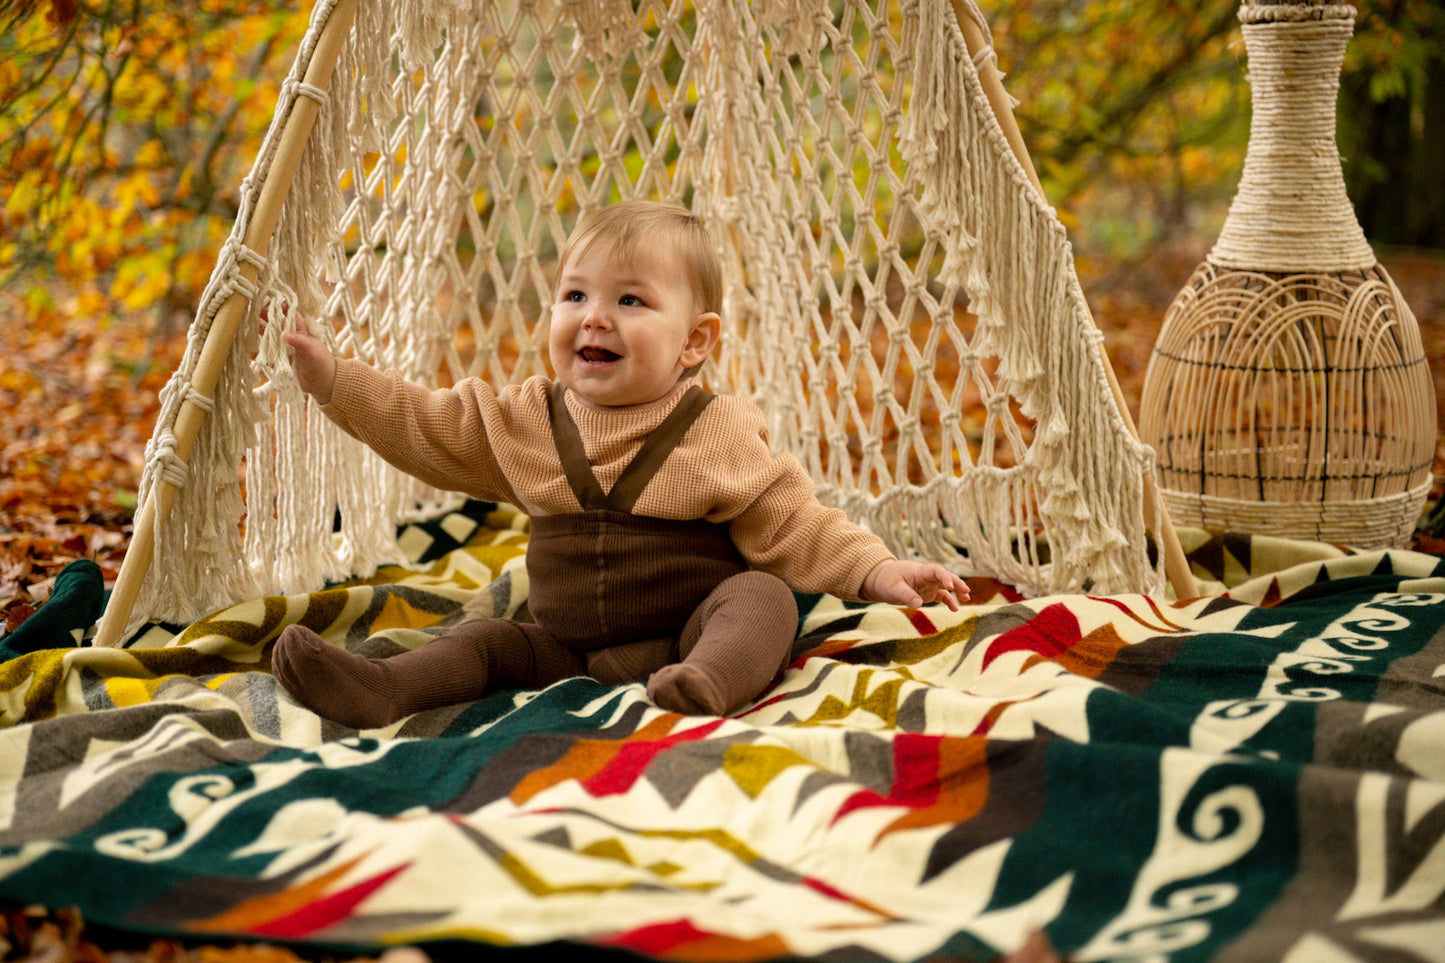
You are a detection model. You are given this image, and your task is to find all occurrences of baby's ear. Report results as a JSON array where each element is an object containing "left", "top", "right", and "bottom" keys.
[{"left": 681, "top": 311, "right": 721, "bottom": 367}]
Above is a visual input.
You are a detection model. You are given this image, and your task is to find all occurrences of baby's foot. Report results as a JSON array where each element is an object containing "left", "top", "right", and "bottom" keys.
[
  {"left": 270, "top": 625, "right": 402, "bottom": 728},
  {"left": 647, "top": 662, "right": 729, "bottom": 716}
]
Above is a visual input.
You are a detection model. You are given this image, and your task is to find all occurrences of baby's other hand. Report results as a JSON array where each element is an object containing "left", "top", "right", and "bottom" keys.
[
  {"left": 862, "top": 559, "right": 971, "bottom": 611},
  {"left": 283, "top": 317, "right": 338, "bottom": 405}
]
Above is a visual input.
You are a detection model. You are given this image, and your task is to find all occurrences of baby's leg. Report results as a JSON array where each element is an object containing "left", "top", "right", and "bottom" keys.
[
  {"left": 270, "top": 618, "right": 584, "bottom": 728},
  {"left": 587, "top": 637, "right": 676, "bottom": 685},
  {"left": 647, "top": 571, "right": 797, "bottom": 716}
]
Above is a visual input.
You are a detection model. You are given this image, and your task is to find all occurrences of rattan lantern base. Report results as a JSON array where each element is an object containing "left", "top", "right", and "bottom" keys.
[{"left": 1161, "top": 483, "right": 1429, "bottom": 549}]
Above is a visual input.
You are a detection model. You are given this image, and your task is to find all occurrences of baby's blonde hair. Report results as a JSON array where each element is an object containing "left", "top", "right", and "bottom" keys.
[{"left": 556, "top": 201, "right": 722, "bottom": 315}]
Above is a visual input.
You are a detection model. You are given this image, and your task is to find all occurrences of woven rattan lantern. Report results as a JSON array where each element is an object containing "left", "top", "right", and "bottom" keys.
[{"left": 1140, "top": 0, "right": 1435, "bottom": 547}]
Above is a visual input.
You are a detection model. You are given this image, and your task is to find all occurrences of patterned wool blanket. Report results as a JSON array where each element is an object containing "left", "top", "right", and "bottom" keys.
[{"left": 0, "top": 501, "right": 1442, "bottom": 962}]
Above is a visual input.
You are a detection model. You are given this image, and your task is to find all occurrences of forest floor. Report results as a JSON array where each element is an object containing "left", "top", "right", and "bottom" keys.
[{"left": 3, "top": 244, "right": 1444, "bottom": 632}]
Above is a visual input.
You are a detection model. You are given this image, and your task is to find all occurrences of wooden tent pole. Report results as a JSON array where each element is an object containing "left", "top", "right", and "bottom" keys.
[
  {"left": 94, "top": 0, "right": 360, "bottom": 647},
  {"left": 950, "top": 1, "right": 1199, "bottom": 599}
]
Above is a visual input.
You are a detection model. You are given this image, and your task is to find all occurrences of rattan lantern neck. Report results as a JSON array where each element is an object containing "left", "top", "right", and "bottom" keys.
[{"left": 1209, "top": 1, "right": 1375, "bottom": 273}]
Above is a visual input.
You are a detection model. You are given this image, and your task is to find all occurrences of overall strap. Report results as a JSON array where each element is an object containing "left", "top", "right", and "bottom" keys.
[
  {"left": 546, "top": 382, "right": 716, "bottom": 513},
  {"left": 547, "top": 382, "right": 608, "bottom": 510},
  {"left": 607, "top": 384, "right": 715, "bottom": 513}
]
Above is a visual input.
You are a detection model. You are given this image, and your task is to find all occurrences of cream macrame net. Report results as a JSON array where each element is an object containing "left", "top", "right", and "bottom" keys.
[{"left": 129, "top": 0, "right": 1166, "bottom": 633}]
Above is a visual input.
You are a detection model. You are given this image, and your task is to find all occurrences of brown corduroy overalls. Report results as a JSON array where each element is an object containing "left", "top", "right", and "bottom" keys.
[{"left": 436, "top": 382, "right": 799, "bottom": 710}]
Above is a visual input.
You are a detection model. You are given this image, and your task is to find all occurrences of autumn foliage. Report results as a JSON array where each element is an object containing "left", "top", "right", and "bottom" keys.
[{"left": 1, "top": 0, "right": 302, "bottom": 326}]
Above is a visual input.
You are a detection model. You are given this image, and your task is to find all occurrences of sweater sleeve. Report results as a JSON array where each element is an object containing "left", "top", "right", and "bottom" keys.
[
  {"left": 320, "top": 357, "right": 521, "bottom": 504},
  {"left": 713, "top": 402, "right": 895, "bottom": 600}
]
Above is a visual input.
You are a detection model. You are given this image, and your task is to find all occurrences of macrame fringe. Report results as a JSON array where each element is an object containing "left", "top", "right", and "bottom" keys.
[
  {"left": 895, "top": 0, "right": 1163, "bottom": 593},
  {"left": 130, "top": 0, "right": 429, "bottom": 631},
  {"left": 134, "top": 253, "right": 266, "bottom": 627}
]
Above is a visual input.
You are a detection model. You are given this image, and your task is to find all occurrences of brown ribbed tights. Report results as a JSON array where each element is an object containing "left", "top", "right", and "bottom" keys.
[{"left": 270, "top": 571, "right": 797, "bottom": 729}]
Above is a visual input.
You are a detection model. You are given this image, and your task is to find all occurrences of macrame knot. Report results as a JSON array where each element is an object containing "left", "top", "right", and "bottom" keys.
[
  {"left": 184, "top": 386, "right": 215, "bottom": 413},
  {"left": 224, "top": 268, "right": 260, "bottom": 303},
  {"left": 562, "top": 0, "right": 642, "bottom": 60},
  {"left": 148, "top": 430, "right": 189, "bottom": 488},
  {"left": 283, "top": 78, "right": 329, "bottom": 106},
  {"left": 225, "top": 241, "right": 268, "bottom": 272},
  {"left": 755, "top": 0, "right": 827, "bottom": 59},
  {"left": 714, "top": 196, "right": 745, "bottom": 226}
]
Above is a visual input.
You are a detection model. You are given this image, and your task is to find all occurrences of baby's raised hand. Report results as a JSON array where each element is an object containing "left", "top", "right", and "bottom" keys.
[
  {"left": 283, "top": 317, "right": 338, "bottom": 405},
  {"left": 862, "top": 559, "right": 971, "bottom": 611}
]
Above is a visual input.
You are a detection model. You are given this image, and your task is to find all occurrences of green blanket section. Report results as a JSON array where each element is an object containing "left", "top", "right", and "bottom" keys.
[{"left": 0, "top": 502, "right": 1442, "bottom": 962}]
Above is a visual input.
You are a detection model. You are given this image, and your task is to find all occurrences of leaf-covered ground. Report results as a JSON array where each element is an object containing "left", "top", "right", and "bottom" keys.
[{"left": 2, "top": 247, "right": 1443, "bottom": 631}]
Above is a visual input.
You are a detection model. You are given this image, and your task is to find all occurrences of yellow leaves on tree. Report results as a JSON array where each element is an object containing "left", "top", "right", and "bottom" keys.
[{"left": 0, "top": 1, "right": 303, "bottom": 334}]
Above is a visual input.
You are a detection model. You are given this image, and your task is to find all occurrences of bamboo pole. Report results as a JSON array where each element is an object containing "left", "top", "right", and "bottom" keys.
[
  {"left": 94, "top": 0, "right": 361, "bottom": 647},
  {"left": 950, "top": 1, "right": 1199, "bottom": 599}
]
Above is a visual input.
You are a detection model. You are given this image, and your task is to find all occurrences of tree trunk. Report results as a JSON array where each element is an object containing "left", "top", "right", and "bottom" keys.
[{"left": 1341, "top": 57, "right": 1445, "bottom": 248}]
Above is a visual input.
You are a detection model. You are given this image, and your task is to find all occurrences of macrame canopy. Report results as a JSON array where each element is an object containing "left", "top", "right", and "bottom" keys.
[
  {"left": 96, "top": 0, "right": 1196, "bottom": 647},
  {"left": 1141, "top": 0, "right": 1435, "bottom": 547}
]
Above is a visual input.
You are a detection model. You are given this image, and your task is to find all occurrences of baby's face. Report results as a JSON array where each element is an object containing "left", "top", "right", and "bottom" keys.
[{"left": 549, "top": 241, "right": 712, "bottom": 407}]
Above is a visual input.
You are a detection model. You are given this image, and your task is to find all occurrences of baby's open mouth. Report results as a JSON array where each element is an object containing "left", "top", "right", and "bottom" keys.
[{"left": 579, "top": 346, "right": 621, "bottom": 363}]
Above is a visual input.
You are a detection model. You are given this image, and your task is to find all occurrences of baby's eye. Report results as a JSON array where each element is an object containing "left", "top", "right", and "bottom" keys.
[
  {"left": 619, "top": 294, "right": 644, "bottom": 307},
  {"left": 564, "top": 290, "right": 586, "bottom": 303}
]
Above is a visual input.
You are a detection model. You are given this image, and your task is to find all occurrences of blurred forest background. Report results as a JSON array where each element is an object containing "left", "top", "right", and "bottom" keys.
[{"left": 2, "top": 0, "right": 1443, "bottom": 624}]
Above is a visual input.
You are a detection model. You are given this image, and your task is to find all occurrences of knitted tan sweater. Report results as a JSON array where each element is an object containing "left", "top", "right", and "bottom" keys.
[{"left": 323, "top": 359, "right": 894, "bottom": 599}]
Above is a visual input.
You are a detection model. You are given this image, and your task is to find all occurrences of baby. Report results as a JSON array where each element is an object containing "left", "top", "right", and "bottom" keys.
[{"left": 273, "top": 200, "right": 969, "bottom": 728}]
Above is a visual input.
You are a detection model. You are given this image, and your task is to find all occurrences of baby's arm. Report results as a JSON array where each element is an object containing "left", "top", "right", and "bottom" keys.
[
  {"left": 861, "top": 560, "right": 971, "bottom": 611},
  {"left": 283, "top": 318, "right": 339, "bottom": 404},
  {"left": 280, "top": 316, "right": 519, "bottom": 503}
]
